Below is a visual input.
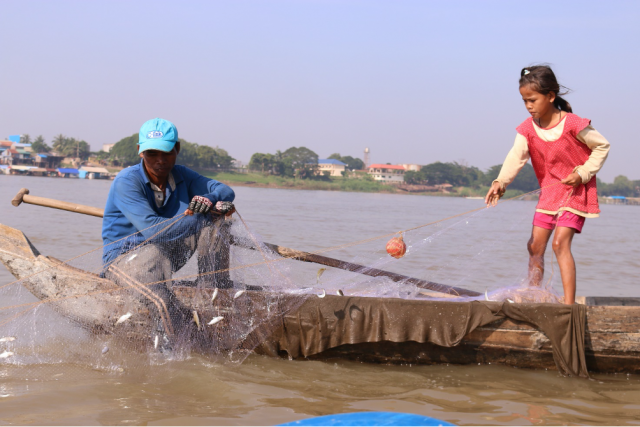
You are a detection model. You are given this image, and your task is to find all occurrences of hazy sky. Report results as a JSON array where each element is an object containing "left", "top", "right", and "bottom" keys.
[{"left": 2, "top": 0, "right": 638, "bottom": 181}]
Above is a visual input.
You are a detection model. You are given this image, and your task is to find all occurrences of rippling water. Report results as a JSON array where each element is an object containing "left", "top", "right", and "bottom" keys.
[{"left": 1, "top": 175, "right": 639, "bottom": 425}]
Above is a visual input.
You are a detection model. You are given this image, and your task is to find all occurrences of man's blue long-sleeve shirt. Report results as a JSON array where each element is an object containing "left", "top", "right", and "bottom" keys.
[{"left": 102, "top": 161, "right": 234, "bottom": 263}]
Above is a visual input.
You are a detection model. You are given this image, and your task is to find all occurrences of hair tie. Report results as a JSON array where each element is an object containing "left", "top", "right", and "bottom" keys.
[{"left": 523, "top": 69, "right": 530, "bottom": 75}]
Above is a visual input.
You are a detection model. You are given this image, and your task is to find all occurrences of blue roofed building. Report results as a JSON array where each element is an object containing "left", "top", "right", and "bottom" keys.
[
  {"left": 318, "top": 159, "right": 347, "bottom": 177},
  {"left": 79, "top": 166, "right": 110, "bottom": 179},
  {"left": 34, "top": 153, "right": 64, "bottom": 169},
  {"left": 57, "top": 168, "right": 80, "bottom": 178}
]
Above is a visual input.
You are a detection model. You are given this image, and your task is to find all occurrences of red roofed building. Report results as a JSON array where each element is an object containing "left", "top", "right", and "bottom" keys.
[{"left": 367, "top": 164, "right": 406, "bottom": 184}]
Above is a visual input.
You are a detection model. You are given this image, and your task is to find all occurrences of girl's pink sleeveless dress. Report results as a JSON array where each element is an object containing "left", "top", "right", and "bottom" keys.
[{"left": 516, "top": 113, "right": 599, "bottom": 216}]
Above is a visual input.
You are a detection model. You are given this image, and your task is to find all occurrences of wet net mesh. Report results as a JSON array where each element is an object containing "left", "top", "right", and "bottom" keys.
[{"left": 0, "top": 183, "right": 577, "bottom": 373}]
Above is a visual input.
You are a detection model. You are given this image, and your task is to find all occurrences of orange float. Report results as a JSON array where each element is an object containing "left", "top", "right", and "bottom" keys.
[{"left": 386, "top": 234, "right": 407, "bottom": 259}]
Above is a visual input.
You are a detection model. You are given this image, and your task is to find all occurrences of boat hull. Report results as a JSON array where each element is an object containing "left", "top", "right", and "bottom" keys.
[{"left": 1, "top": 223, "right": 639, "bottom": 374}]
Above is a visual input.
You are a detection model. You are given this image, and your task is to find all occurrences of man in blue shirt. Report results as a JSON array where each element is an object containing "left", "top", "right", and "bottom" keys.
[{"left": 102, "top": 118, "right": 235, "bottom": 338}]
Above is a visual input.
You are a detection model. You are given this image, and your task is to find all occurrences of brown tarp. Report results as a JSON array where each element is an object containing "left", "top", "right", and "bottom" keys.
[{"left": 260, "top": 296, "right": 588, "bottom": 378}]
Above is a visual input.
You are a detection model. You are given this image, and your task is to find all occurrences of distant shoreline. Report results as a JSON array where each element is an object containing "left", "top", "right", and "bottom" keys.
[
  {"left": 206, "top": 172, "right": 502, "bottom": 198},
  {"left": 5, "top": 171, "right": 635, "bottom": 205}
]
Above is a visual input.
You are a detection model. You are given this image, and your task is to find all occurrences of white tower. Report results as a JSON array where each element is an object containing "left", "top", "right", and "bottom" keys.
[{"left": 364, "top": 147, "right": 370, "bottom": 169}]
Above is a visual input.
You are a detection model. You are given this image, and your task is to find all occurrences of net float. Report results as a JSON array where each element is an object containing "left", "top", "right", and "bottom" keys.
[{"left": 386, "top": 234, "right": 407, "bottom": 259}]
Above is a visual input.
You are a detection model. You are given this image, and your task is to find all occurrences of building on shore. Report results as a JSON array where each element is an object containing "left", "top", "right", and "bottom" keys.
[
  {"left": 0, "top": 148, "right": 32, "bottom": 166},
  {"left": 29, "top": 168, "right": 58, "bottom": 177},
  {"left": 601, "top": 196, "right": 640, "bottom": 206},
  {"left": 11, "top": 142, "right": 32, "bottom": 153},
  {"left": 58, "top": 168, "right": 80, "bottom": 178},
  {"left": 402, "top": 164, "right": 422, "bottom": 172},
  {"left": 318, "top": 159, "right": 347, "bottom": 177},
  {"left": 79, "top": 166, "right": 111, "bottom": 179},
  {"left": 367, "top": 164, "right": 406, "bottom": 184},
  {"left": 5, "top": 165, "right": 35, "bottom": 175},
  {"left": 0, "top": 140, "right": 12, "bottom": 153},
  {"left": 33, "top": 153, "right": 64, "bottom": 169}
]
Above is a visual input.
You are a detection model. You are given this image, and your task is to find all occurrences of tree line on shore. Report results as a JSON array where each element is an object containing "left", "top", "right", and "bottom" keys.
[
  {"left": 405, "top": 161, "right": 640, "bottom": 197},
  {"left": 20, "top": 134, "right": 234, "bottom": 169},
  {"left": 248, "top": 147, "right": 365, "bottom": 179},
  {"left": 20, "top": 134, "right": 91, "bottom": 159},
  {"left": 16, "top": 135, "right": 639, "bottom": 196},
  {"left": 102, "top": 134, "right": 234, "bottom": 169},
  {"left": 404, "top": 162, "right": 539, "bottom": 192}
]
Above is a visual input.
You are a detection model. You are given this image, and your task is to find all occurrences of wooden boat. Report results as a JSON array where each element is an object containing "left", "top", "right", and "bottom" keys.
[{"left": 1, "top": 222, "right": 639, "bottom": 376}]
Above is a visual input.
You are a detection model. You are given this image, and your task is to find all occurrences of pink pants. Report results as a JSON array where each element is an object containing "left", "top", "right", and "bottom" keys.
[{"left": 533, "top": 211, "right": 585, "bottom": 233}]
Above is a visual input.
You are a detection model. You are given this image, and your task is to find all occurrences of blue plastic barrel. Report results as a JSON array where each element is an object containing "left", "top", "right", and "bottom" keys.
[{"left": 278, "top": 411, "right": 455, "bottom": 426}]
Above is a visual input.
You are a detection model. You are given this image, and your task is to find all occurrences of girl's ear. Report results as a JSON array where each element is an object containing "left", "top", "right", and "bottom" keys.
[{"left": 547, "top": 91, "right": 556, "bottom": 104}]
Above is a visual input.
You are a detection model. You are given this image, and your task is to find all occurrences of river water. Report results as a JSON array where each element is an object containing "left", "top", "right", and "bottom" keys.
[{"left": 0, "top": 175, "right": 639, "bottom": 425}]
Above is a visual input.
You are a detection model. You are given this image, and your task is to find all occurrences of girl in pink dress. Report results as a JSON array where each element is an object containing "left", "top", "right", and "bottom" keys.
[{"left": 485, "top": 65, "right": 610, "bottom": 304}]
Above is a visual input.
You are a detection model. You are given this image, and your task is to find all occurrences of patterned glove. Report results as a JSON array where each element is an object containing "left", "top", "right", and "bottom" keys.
[
  {"left": 188, "top": 196, "right": 213, "bottom": 214},
  {"left": 214, "top": 201, "right": 235, "bottom": 215}
]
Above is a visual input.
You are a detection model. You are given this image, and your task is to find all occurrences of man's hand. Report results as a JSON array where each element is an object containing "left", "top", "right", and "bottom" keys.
[
  {"left": 561, "top": 172, "right": 582, "bottom": 188},
  {"left": 186, "top": 196, "right": 213, "bottom": 215},
  {"left": 485, "top": 181, "right": 505, "bottom": 207},
  {"left": 214, "top": 201, "right": 235, "bottom": 216}
]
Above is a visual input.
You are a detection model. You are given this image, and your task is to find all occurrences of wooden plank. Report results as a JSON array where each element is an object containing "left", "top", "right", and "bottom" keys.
[
  {"left": 462, "top": 328, "right": 551, "bottom": 350},
  {"left": 583, "top": 296, "right": 640, "bottom": 306},
  {"left": 279, "top": 337, "right": 640, "bottom": 374},
  {"left": 586, "top": 352, "right": 640, "bottom": 375},
  {"left": 586, "top": 306, "right": 640, "bottom": 333},
  {"left": 585, "top": 332, "right": 640, "bottom": 353}
]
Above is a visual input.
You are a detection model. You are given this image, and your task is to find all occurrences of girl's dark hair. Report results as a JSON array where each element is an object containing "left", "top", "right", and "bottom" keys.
[{"left": 519, "top": 65, "right": 572, "bottom": 113}]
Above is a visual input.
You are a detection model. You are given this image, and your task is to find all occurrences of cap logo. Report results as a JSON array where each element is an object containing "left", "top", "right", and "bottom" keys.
[{"left": 146, "top": 131, "right": 164, "bottom": 139}]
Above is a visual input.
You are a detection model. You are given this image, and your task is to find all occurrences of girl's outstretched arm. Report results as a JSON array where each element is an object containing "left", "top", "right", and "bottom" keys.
[
  {"left": 494, "top": 134, "right": 530, "bottom": 188},
  {"left": 485, "top": 134, "right": 530, "bottom": 206},
  {"left": 484, "top": 181, "right": 505, "bottom": 206}
]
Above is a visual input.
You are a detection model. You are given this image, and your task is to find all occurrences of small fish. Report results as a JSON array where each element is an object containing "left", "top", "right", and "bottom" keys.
[
  {"left": 233, "top": 290, "right": 245, "bottom": 299},
  {"left": 116, "top": 312, "right": 132, "bottom": 324},
  {"left": 208, "top": 316, "right": 224, "bottom": 326},
  {"left": 336, "top": 289, "right": 344, "bottom": 296},
  {"left": 317, "top": 289, "right": 326, "bottom": 298},
  {"left": 211, "top": 288, "right": 219, "bottom": 303},
  {"left": 0, "top": 337, "right": 16, "bottom": 342},
  {"left": 485, "top": 290, "right": 490, "bottom": 301},
  {"left": 154, "top": 335, "right": 159, "bottom": 349},
  {"left": 507, "top": 299, "right": 514, "bottom": 303},
  {"left": 0, "top": 351, "right": 13, "bottom": 359},
  {"left": 316, "top": 268, "right": 327, "bottom": 284},
  {"left": 192, "top": 310, "right": 202, "bottom": 330},
  {"left": 101, "top": 346, "right": 109, "bottom": 354},
  {"left": 127, "top": 254, "right": 138, "bottom": 262}
]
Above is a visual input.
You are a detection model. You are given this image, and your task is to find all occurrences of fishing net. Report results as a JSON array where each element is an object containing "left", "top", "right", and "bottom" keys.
[
  {"left": 0, "top": 212, "right": 313, "bottom": 373},
  {"left": 0, "top": 182, "right": 577, "bottom": 374}
]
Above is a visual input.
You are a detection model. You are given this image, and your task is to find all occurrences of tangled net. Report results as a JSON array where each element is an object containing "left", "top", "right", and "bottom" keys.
[{"left": 0, "top": 184, "right": 576, "bottom": 373}]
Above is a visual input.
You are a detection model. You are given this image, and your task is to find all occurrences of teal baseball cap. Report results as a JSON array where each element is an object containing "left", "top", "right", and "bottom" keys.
[{"left": 138, "top": 118, "right": 179, "bottom": 154}]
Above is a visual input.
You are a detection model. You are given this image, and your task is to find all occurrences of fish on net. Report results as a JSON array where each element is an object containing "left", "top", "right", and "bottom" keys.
[{"left": 0, "top": 185, "right": 574, "bottom": 374}]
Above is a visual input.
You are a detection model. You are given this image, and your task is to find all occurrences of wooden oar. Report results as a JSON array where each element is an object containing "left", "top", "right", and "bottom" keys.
[
  {"left": 12, "top": 188, "right": 104, "bottom": 217},
  {"left": 11, "top": 188, "right": 481, "bottom": 297}
]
